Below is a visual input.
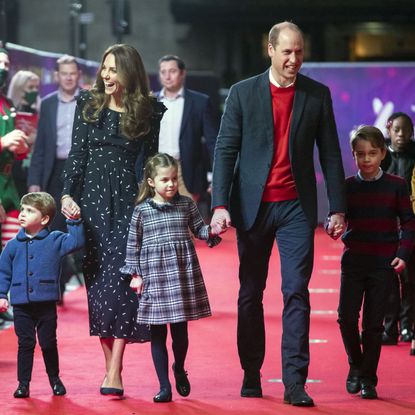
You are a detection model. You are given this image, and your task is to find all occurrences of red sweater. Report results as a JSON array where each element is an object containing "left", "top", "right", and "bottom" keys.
[{"left": 262, "top": 83, "right": 297, "bottom": 202}]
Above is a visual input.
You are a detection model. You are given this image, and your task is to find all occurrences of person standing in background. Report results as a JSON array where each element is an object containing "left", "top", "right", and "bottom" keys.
[
  {"left": 156, "top": 55, "right": 218, "bottom": 215},
  {"left": 28, "top": 55, "right": 81, "bottom": 301}
]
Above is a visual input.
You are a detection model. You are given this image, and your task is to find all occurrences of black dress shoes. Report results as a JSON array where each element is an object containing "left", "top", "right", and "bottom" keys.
[
  {"left": 50, "top": 377, "right": 66, "bottom": 396},
  {"left": 153, "top": 388, "right": 172, "bottom": 403},
  {"left": 14, "top": 383, "right": 30, "bottom": 398},
  {"left": 172, "top": 363, "right": 191, "bottom": 397},
  {"left": 284, "top": 384, "right": 314, "bottom": 407},
  {"left": 100, "top": 387, "right": 124, "bottom": 396},
  {"left": 400, "top": 328, "right": 414, "bottom": 343},
  {"left": 361, "top": 382, "right": 377, "bottom": 399},
  {"left": 240, "top": 371, "right": 262, "bottom": 398}
]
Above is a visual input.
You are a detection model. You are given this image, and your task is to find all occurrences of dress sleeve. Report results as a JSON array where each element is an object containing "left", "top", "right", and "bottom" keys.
[
  {"left": 62, "top": 90, "right": 90, "bottom": 198},
  {"left": 120, "top": 207, "right": 143, "bottom": 275},
  {"left": 188, "top": 198, "right": 221, "bottom": 247}
]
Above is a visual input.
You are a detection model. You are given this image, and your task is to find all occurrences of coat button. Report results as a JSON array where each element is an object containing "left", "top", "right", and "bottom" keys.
[
  {"left": 29, "top": 255, "right": 34, "bottom": 259},
  {"left": 29, "top": 271, "right": 33, "bottom": 276},
  {"left": 29, "top": 240, "right": 33, "bottom": 244},
  {"left": 29, "top": 288, "right": 33, "bottom": 293}
]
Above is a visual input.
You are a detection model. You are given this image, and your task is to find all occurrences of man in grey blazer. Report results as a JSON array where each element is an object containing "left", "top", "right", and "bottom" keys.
[{"left": 211, "top": 22, "right": 346, "bottom": 406}]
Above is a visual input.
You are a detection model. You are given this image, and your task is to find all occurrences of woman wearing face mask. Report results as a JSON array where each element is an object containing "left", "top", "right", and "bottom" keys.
[{"left": 7, "top": 70, "right": 40, "bottom": 198}]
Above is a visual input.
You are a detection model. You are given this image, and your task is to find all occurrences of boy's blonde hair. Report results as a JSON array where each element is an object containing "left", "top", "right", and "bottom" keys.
[
  {"left": 136, "top": 153, "right": 179, "bottom": 204},
  {"left": 20, "top": 192, "right": 56, "bottom": 226},
  {"left": 350, "top": 125, "right": 386, "bottom": 151}
]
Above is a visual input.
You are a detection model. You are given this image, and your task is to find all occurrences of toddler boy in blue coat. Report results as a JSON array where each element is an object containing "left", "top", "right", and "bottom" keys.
[{"left": 0, "top": 192, "right": 84, "bottom": 398}]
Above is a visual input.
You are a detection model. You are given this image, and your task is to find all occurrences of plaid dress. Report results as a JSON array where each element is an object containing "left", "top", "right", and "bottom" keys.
[{"left": 120, "top": 194, "right": 220, "bottom": 325}]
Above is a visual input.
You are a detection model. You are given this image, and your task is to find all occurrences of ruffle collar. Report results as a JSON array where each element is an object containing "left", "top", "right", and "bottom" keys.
[{"left": 147, "top": 194, "right": 180, "bottom": 211}]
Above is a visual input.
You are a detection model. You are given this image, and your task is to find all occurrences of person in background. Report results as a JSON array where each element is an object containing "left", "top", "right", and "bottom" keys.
[
  {"left": 337, "top": 125, "right": 415, "bottom": 400},
  {"left": 28, "top": 55, "right": 82, "bottom": 302},
  {"left": 156, "top": 55, "right": 218, "bottom": 218},
  {"left": 61, "top": 44, "right": 165, "bottom": 396},
  {"left": 0, "top": 48, "right": 29, "bottom": 324},
  {"left": 210, "top": 21, "right": 345, "bottom": 407},
  {"left": 0, "top": 191, "right": 84, "bottom": 398},
  {"left": 381, "top": 112, "right": 415, "bottom": 344},
  {"left": 7, "top": 70, "right": 41, "bottom": 197}
]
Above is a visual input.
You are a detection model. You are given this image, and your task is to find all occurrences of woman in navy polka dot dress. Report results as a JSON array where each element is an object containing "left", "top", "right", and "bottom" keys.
[{"left": 61, "top": 44, "right": 165, "bottom": 396}]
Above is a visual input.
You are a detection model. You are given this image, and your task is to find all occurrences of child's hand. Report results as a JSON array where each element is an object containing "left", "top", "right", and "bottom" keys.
[
  {"left": 130, "top": 275, "right": 144, "bottom": 294},
  {"left": 0, "top": 298, "right": 9, "bottom": 312},
  {"left": 391, "top": 257, "right": 406, "bottom": 274}
]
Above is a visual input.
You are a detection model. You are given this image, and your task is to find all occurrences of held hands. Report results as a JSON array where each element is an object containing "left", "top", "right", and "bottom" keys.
[
  {"left": 391, "top": 257, "right": 406, "bottom": 274},
  {"left": 210, "top": 208, "right": 231, "bottom": 235},
  {"left": 325, "top": 213, "right": 345, "bottom": 240},
  {"left": 0, "top": 298, "right": 9, "bottom": 313},
  {"left": 129, "top": 275, "right": 144, "bottom": 295},
  {"left": 1, "top": 129, "right": 29, "bottom": 154},
  {"left": 61, "top": 196, "right": 81, "bottom": 220}
]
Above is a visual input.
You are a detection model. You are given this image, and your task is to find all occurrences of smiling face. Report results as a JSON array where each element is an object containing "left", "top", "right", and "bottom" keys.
[
  {"left": 148, "top": 166, "right": 179, "bottom": 203},
  {"left": 18, "top": 204, "right": 49, "bottom": 236},
  {"left": 353, "top": 139, "right": 386, "bottom": 180},
  {"left": 268, "top": 27, "right": 304, "bottom": 86},
  {"left": 101, "top": 53, "right": 124, "bottom": 104}
]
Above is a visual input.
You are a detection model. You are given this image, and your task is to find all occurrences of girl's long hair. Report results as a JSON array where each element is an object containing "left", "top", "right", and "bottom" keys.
[
  {"left": 83, "top": 44, "right": 153, "bottom": 139},
  {"left": 136, "top": 153, "right": 178, "bottom": 204}
]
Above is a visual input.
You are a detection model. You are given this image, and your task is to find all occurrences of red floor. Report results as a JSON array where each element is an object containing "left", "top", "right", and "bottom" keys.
[{"left": 1, "top": 228, "right": 415, "bottom": 415}]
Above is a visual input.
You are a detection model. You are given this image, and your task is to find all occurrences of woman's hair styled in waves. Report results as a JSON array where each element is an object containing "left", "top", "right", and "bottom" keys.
[{"left": 83, "top": 44, "right": 154, "bottom": 139}]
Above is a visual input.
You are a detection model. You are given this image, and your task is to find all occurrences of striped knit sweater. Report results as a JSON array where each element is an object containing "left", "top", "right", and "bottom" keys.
[{"left": 341, "top": 172, "right": 415, "bottom": 269}]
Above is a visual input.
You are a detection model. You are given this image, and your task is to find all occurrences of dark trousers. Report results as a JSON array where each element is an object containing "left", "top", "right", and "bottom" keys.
[
  {"left": 236, "top": 199, "right": 314, "bottom": 387},
  {"left": 338, "top": 267, "right": 394, "bottom": 385},
  {"left": 150, "top": 322, "right": 188, "bottom": 390},
  {"left": 13, "top": 302, "right": 60, "bottom": 384},
  {"left": 384, "top": 252, "right": 415, "bottom": 336}
]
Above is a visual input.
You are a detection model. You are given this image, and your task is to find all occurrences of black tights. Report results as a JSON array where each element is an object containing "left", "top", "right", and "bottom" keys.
[{"left": 150, "top": 322, "right": 188, "bottom": 391}]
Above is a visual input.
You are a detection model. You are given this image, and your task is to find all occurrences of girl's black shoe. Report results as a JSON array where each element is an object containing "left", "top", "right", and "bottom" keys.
[
  {"left": 172, "top": 363, "right": 191, "bottom": 397},
  {"left": 153, "top": 388, "right": 172, "bottom": 403}
]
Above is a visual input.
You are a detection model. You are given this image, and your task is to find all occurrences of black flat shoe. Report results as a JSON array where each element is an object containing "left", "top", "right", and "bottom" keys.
[
  {"left": 14, "top": 383, "right": 30, "bottom": 398},
  {"left": 100, "top": 387, "right": 124, "bottom": 396},
  {"left": 284, "top": 384, "right": 314, "bottom": 407},
  {"left": 240, "top": 371, "right": 262, "bottom": 398},
  {"left": 361, "top": 383, "right": 377, "bottom": 399},
  {"left": 153, "top": 388, "right": 172, "bottom": 403},
  {"left": 50, "top": 377, "right": 66, "bottom": 396},
  {"left": 172, "top": 363, "right": 191, "bottom": 397}
]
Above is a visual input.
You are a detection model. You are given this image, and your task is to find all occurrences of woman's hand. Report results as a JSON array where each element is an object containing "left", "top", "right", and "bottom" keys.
[
  {"left": 1, "top": 129, "right": 29, "bottom": 154},
  {"left": 129, "top": 275, "right": 144, "bottom": 295},
  {"left": 61, "top": 195, "right": 81, "bottom": 220}
]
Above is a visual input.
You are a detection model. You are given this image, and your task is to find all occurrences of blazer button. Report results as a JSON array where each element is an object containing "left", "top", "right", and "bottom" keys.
[{"left": 29, "top": 288, "right": 33, "bottom": 293}]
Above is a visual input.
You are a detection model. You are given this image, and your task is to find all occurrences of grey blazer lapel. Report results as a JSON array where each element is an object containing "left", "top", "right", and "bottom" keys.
[
  {"left": 289, "top": 74, "right": 306, "bottom": 147},
  {"left": 257, "top": 71, "right": 274, "bottom": 143}
]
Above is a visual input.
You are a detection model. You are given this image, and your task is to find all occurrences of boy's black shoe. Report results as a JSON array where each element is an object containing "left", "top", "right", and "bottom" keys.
[
  {"left": 14, "top": 383, "right": 30, "bottom": 398},
  {"left": 381, "top": 332, "right": 398, "bottom": 345},
  {"left": 346, "top": 375, "right": 361, "bottom": 394},
  {"left": 50, "top": 377, "right": 66, "bottom": 396},
  {"left": 361, "top": 382, "right": 377, "bottom": 399},
  {"left": 240, "top": 371, "right": 262, "bottom": 398},
  {"left": 172, "top": 363, "right": 191, "bottom": 397},
  {"left": 284, "top": 384, "right": 314, "bottom": 407},
  {"left": 400, "top": 328, "right": 414, "bottom": 343}
]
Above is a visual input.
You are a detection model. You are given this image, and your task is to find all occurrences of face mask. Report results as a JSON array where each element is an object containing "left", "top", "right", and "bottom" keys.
[
  {"left": 0, "top": 68, "right": 8, "bottom": 89},
  {"left": 23, "top": 90, "right": 38, "bottom": 106}
]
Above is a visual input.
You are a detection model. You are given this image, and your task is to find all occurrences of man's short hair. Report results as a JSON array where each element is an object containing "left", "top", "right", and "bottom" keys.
[
  {"left": 268, "top": 21, "right": 304, "bottom": 48},
  {"left": 56, "top": 54, "right": 80, "bottom": 71},
  {"left": 158, "top": 55, "right": 185, "bottom": 71}
]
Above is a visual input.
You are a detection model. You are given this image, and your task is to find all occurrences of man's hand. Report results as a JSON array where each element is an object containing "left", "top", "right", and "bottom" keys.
[
  {"left": 210, "top": 208, "right": 231, "bottom": 235},
  {"left": 325, "top": 213, "right": 345, "bottom": 240},
  {"left": 391, "top": 257, "right": 406, "bottom": 274}
]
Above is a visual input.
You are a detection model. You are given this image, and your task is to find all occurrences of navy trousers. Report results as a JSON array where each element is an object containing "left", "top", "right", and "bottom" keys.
[
  {"left": 13, "top": 302, "right": 59, "bottom": 384},
  {"left": 236, "top": 199, "right": 314, "bottom": 387}
]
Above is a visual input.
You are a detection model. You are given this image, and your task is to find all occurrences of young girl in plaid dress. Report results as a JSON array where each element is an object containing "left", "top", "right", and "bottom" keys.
[{"left": 120, "top": 153, "right": 222, "bottom": 403}]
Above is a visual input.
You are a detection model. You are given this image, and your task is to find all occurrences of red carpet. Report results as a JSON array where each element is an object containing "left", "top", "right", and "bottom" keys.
[{"left": 1, "top": 228, "right": 415, "bottom": 415}]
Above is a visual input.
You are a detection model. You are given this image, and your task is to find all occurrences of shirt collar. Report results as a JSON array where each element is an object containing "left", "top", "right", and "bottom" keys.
[
  {"left": 159, "top": 87, "right": 184, "bottom": 100},
  {"left": 357, "top": 167, "right": 383, "bottom": 182},
  {"left": 269, "top": 68, "right": 296, "bottom": 88},
  {"left": 57, "top": 87, "right": 79, "bottom": 103}
]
